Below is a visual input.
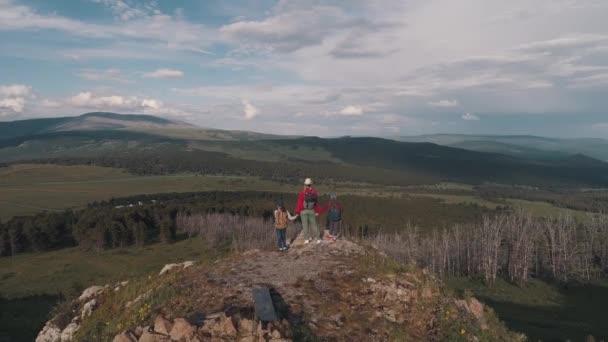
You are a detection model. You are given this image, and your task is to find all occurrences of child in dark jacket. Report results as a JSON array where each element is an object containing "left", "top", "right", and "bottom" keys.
[{"left": 320, "top": 192, "right": 343, "bottom": 239}]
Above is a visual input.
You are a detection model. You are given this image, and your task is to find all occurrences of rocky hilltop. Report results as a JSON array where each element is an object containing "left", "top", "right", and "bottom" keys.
[{"left": 36, "top": 236, "right": 522, "bottom": 341}]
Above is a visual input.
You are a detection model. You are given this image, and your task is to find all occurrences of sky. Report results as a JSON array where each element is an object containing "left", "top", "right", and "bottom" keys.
[{"left": 1, "top": 0, "right": 608, "bottom": 138}]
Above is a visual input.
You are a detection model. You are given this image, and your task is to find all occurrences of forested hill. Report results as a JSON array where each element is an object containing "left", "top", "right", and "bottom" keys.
[{"left": 2, "top": 113, "right": 608, "bottom": 188}]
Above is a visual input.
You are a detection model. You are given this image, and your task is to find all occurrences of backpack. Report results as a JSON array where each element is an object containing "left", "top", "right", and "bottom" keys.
[
  {"left": 304, "top": 191, "right": 318, "bottom": 209},
  {"left": 275, "top": 210, "right": 288, "bottom": 228},
  {"left": 327, "top": 205, "right": 342, "bottom": 222}
]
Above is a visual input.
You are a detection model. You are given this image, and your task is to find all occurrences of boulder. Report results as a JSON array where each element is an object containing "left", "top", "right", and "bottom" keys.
[
  {"left": 239, "top": 318, "right": 254, "bottom": 336},
  {"left": 271, "top": 330, "right": 282, "bottom": 339},
  {"left": 238, "top": 337, "right": 256, "bottom": 342},
  {"left": 222, "top": 317, "right": 237, "bottom": 338},
  {"left": 113, "top": 331, "right": 137, "bottom": 342},
  {"left": 455, "top": 298, "right": 488, "bottom": 330},
  {"left": 138, "top": 329, "right": 161, "bottom": 342},
  {"left": 159, "top": 261, "right": 195, "bottom": 276},
  {"left": 78, "top": 285, "right": 104, "bottom": 301},
  {"left": 169, "top": 318, "right": 195, "bottom": 340},
  {"left": 60, "top": 322, "right": 79, "bottom": 341},
  {"left": 81, "top": 298, "right": 97, "bottom": 319},
  {"left": 154, "top": 315, "right": 173, "bottom": 335},
  {"left": 159, "top": 263, "right": 180, "bottom": 276},
  {"left": 35, "top": 322, "right": 61, "bottom": 342}
]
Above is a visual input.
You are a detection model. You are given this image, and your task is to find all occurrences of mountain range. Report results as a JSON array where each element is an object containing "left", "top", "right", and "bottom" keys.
[
  {"left": 1, "top": 112, "right": 608, "bottom": 188},
  {"left": 395, "top": 134, "right": 608, "bottom": 162}
]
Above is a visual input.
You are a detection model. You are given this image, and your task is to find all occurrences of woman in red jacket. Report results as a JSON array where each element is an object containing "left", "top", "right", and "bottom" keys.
[{"left": 295, "top": 178, "right": 320, "bottom": 244}]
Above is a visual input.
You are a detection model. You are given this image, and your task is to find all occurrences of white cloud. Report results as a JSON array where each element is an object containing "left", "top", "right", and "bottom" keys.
[
  {"left": 242, "top": 100, "right": 259, "bottom": 119},
  {"left": 77, "top": 68, "right": 130, "bottom": 83},
  {"left": 0, "top": 84, "right": 31, "bottom": 97},
  {"left": 142, "top": 68, "right": 184, "bottom": 78},
  {"left": 461, "top": 113, "right": 480, "bottom": 121},
  {"left": 141, "top": 99, "right": 162, "bottom": 109},
  {"left": 428, "top": 99, "right": 460, "bottom": 108},
  {"left": 0, "top": 97, "right": 25, "bottom": 113},
  {"left": 339, "top": 105, "right": 364, "bottom": 116}
]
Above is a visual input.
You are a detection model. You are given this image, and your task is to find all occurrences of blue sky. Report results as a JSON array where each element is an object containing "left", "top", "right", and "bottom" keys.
[{"left": 1, "top": 0, "right": 608, "bottom": 137}]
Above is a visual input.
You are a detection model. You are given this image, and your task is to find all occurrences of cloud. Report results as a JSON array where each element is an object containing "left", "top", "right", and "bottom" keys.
[
  {"left": 141, "top": 98, "right": 162, "bottom": 109},
  {"left": 461, "top": 113, "right": 480, "bottom": 121},
  {"left": 77, "top": 69, "right": 130, "bottom": 83},
  {"left": 0, "top": 0, "right": 214, "bottom": 54},
  {"left": 339, "top": 105, "right": 364, "bottom": 116},
  {"left": 242, "top": 100, "right": 259, "bottom": 119},
  {"left": 92, "top": 0, "right": 158, "bottom": 21},
  {"left": 220, "top": 5, "right": 361, "bottom": 53},
  {"left": 142, "top": 68, "right": 184, "bottom": 78},
  {"left": 0, "top": 84, "right": 32, "bottom": 97},
  {"left": 0, "top": 97, "right": 25, "bottom": 113},
  {"left": 429, "top": 99, "right": 460, "bottom": 108}
]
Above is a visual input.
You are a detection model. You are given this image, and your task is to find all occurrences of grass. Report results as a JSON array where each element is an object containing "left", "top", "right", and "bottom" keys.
[
  {"left": 409, "top": 193, "right": 500, "bottom": 209},
  {"left": 409, "top": 193, "right": 591, "bottom": 221},
  {"left": 0, "top": 164, "right": 412, "bottom": 220},
  {"left": 505, "top": 199, "right": 591, "bottom": 222},
  {"left": 448, "top": 277, "right": 608, "bottom": 342},
  {"left": 0, "top": 238, "right": 218, "bottom": 342}
]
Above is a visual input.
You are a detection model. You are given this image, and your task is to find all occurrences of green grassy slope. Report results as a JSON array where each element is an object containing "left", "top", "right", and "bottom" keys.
[{"left": 448, "top": 278, "right": 608, "bottom": 341}]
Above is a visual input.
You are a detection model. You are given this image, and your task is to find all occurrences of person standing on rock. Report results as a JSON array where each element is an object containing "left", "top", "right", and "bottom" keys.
[
  {"left": 274, "top": 199, "right": 296, "bottom": 251},
  {"left": 295, "top": 178, "right": 321, "bottom": 244},
  {"left": 320, "top": 192, "right": 343, "bottom": 240}
]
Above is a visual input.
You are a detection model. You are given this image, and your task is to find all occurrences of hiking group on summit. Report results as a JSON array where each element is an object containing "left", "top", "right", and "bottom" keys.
[{"left": 273, "top": 178, "right": 343, "bottom": 251}]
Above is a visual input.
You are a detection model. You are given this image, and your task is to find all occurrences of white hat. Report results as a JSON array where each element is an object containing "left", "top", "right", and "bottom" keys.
[{"left": 304, "top": 178, "right": 313, "bottom": 185}]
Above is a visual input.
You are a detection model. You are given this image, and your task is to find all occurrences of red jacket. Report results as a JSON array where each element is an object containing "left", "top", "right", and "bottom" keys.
[{"left": 296, "top": 188, "right": 319, "bottom": 215}]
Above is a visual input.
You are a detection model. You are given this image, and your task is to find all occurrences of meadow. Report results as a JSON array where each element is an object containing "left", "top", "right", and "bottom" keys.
[
  {"left": 0, "top": 164, "right": 588, "bottom": 222},
  {"left": 0, "top": 164, "right": 410, "bottom": 220}
]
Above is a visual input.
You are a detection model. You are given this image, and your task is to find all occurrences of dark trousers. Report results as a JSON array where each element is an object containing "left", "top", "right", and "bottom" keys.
[
  {"left": 276, "top": 228, "right": 286, "bottom": 249},
  {"left": 328, "top": 221, "right": 341, "bottom": 236}
]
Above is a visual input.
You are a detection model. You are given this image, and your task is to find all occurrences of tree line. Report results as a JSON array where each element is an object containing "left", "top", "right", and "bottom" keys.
[
  {"left": 0, "top": 190, "right": 489, "bottom": 257},
  {"left": 372, "top": 211, "right": 608, "bottom": 283}
]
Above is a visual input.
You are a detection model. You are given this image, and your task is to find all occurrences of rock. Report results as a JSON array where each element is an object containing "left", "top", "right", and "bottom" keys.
[
  {"left": 239, "top": 318, "right": 255, "bottom": 335},
  {"left": 113, "top": 331, "right": 137, "bottom": 342},
  {"left": 271, "top": 330, "right": 282, "bottom": 339},
  {"left": 238, "top": 337, "right": 256, "bottom": 342},
  {"left": 154, "top": 315, "right": 173, "bottom": 335},
  {"left": 159, "top": 263, "right": 180, "bottom": 276},
  {"left": 138, "top": 329, "right": 162, "bottom": 342},
  {"left": 81, "top": 298, "right": 97, "bottom": 319},
  {"left": 159, "top": 261, "right": 195, "bottom": 275},
  {"left": 170, "top": 318, "right": 195, "bottom": 340},
  {"left": 78, "top": 285, "right": 104, "bottom": 301},
  {"left": 468, "top": 298, "right": 484, "bottom": 321},
  {"left": 60, "top": 322, "right": 79, "bottom": 341},
  {"left": 455, "top": 298, "right": 488, "bottom": 330},
  {"left": 222, "top": 317, "right": 237, "bottom": 338},
  {"left": 133, "top": 326, "right": 144, "bottom": 338},
  {"left": 35, "top": 322, "right": 61, "bottom": 342},
  {"left": 126, "top": 290, "right": 152, "bottom": 309}
]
